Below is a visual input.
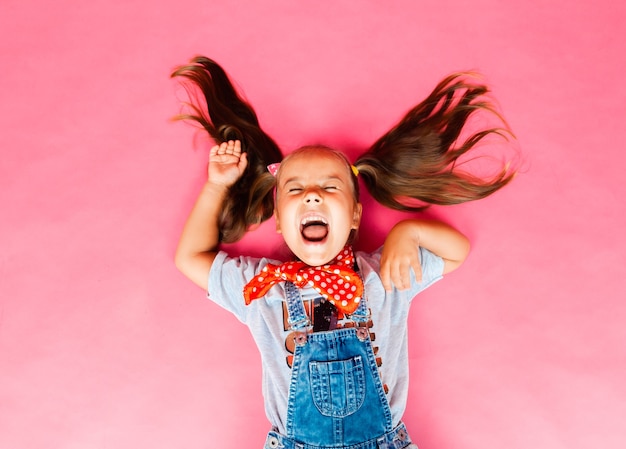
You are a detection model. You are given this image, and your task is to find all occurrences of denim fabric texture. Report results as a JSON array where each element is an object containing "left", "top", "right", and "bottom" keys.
[
  {"left": 265, "top": 422, "right": 417, "bottom": 449},
  {"left": 266, "top": 282, "right": 417, "bottom": 449}
]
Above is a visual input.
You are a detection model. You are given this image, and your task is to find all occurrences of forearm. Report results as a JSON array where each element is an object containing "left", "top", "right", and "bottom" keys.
[
  {"left": 175, "top": 140, "right": 247, "bottom": 289},
  {"left": 174, "top": 181, "right": 228, "bottom": 288}
]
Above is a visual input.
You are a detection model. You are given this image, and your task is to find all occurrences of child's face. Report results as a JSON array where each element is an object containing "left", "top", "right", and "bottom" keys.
[{"left": 274, "top": 148, "right": 362, "bottom": 266}]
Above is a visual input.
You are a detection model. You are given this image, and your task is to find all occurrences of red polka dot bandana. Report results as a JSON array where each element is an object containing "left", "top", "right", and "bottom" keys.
[{"left": 243, "top": 246, "right": 364, "bottom": 315}]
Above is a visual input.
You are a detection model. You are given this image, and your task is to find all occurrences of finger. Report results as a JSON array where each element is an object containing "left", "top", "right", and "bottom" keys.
[
  {"left": 393, "top": 262, "right": 409, "bottom": 291},
  {"left": 233, "top": 140, "right": 242, "bottom": 154},
  {"left": 397, "top": 261, "right": 411, "bottom": 291},
  {"left": 385, "top": 260, "right": 399, "bottom": 291},
  {"left": 379, "top": 259, "right": 393, "bottom": 292},
  {"left": 209, "top": 144, "right": 220, "bottom": 156},
  {"left": 411, "top": 257, "right": 423, "bottom": 283},
  {"left": 216, "top": 141, "right": 229, "bottom": 154},
  {"left": 238, "top": 151, "right": 248, "bottom": 172},
  {"left": 225, "top": 140, "right": 235, "bottom": 154}
]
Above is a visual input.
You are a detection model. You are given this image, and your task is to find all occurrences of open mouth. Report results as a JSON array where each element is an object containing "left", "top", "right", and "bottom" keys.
[{"left": 300, "top": 215, "right": 329, "bottom": 242}]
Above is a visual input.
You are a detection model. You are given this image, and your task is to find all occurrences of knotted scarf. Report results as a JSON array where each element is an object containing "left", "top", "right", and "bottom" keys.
[{"left": 243, "top": 246, "right": 364, "bottom": 315}]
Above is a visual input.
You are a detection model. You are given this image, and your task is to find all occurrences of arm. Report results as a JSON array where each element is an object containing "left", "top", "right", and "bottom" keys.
[
  {"left": 174, "top": 140, "right": 247, "bottom": 289},
  {"left": 379, "top": 219, "right": 470, "bottom": 291}
]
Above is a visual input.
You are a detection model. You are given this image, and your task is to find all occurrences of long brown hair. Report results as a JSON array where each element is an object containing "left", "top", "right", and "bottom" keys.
[
  {"left": 172, "top": 57, "right": 516, "bottom": 242},
  {"left": 355, "top": 73, "right": 515, "bottom": 210},
  {"left": 171, "top": 57, "right": 282, "bottom": 242}
]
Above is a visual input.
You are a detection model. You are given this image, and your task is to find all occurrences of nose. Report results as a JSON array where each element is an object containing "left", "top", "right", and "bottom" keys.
[{"left": 303, "top": 187, "right": 322, "bottom": 204}]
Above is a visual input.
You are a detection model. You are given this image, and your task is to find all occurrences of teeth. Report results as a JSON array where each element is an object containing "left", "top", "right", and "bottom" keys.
[{"left": 301, "top": 215, "right": 327, "bottom": 226}]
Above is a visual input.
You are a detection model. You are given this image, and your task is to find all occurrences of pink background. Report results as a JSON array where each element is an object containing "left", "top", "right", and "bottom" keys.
[{"left": 2, "top": 1, "right": 625, "bottom": 448}]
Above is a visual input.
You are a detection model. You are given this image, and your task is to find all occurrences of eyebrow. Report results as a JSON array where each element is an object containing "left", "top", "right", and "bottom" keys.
[{"left": 280, "top": 175, "right": 345, "bottom": 186}]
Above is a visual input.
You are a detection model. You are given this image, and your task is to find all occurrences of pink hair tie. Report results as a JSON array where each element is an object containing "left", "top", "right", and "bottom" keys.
[{"left": 267, "top": 163, "right": 281, "bottom": 176}]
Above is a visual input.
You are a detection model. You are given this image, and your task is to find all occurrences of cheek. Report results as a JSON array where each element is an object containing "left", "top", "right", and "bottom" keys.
[{"left": 274, "top": 202, "right": 294, "bottom": 235}]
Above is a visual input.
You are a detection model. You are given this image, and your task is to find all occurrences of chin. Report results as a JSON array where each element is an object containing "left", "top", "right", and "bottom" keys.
[
  {"left": 299, "top": 255, "right": 331, "bottom": 266},
  {"left": 293, "top": 241, "right": 344, "bottom": 266}
]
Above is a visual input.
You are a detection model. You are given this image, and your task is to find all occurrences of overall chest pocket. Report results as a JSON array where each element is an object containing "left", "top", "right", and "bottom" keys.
[{"left": 309, "top": 355, "right": 366, "bottom": 418}]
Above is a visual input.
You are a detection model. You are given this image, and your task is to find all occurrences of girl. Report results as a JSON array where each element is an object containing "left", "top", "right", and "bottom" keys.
[{"left": 173, "top": 57, "right": 516, "bottom": 449}]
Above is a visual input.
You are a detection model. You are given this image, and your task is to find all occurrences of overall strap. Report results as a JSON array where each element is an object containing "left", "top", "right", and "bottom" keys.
[
  {"left": 284, "top": 281, "right": 310, "bottom": 330},
  {"left": 348, "top": 295, "right": 370, "bottom": 324}
]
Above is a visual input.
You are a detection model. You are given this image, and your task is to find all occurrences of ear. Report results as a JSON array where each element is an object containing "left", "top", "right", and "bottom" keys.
[
  {"left": 274, "top": 209, "right": 282, "bottom": 234},
  {"left": 351, "top": 203, "right": 363, "bottom": 229}
]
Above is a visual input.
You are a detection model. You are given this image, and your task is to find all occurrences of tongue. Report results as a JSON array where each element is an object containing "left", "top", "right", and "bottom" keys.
[{"left": 302, "top": 224, "right": 328, "bottom": 241}]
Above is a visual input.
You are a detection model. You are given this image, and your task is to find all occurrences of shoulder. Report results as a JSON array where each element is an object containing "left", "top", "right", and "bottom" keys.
[
  {"left": 211, "top": 251, "right": 281, "bottom": 277},
  {"left": 208, "top": 251, "right": 284, "bottom": 319}
]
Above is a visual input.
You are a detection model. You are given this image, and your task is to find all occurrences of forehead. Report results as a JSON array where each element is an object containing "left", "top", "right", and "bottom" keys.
[{"left": 278, "top": 148, "right": 351, "bottom": 182}]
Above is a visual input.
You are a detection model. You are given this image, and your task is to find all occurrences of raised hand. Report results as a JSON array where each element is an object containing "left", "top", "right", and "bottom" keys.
[
  {"left": 380, "top": 221, "right": 423, "bottom": 291},
  {"left": 208, "top": 140, "right": 248, "bottom": 187},
  {"left": 379, "top": 219, "right": 470, "bottom": 291}
]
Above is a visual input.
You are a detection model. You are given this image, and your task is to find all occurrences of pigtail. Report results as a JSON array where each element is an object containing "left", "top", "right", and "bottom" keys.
[
  {"left": 171, "top": 56, "right": 282, "bottom": 242},
  {"left": 355, "top": 73, "right": 516, "bottom": 210}
]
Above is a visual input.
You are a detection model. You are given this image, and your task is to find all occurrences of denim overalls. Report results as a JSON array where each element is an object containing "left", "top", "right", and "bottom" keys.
[{"left": 264, "top": 282, "right": 417, "bottom": 449}]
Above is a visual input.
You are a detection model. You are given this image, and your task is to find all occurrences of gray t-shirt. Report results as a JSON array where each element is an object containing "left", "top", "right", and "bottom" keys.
[{"left": 207, "top": 246, "right": 444, "bottom": 433}]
